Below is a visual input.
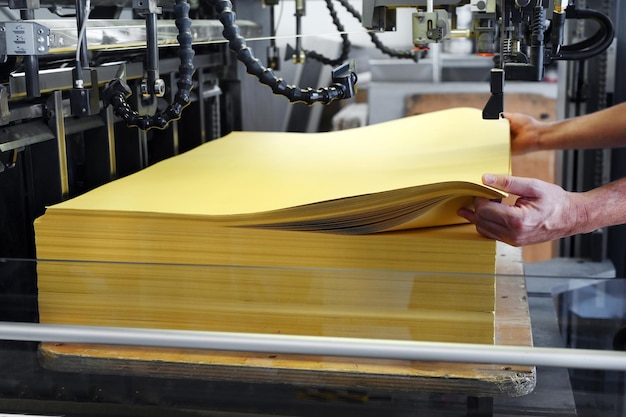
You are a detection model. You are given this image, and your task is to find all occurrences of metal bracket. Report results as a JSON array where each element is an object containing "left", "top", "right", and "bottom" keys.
[
  {"left": 70, "top": 68, "right": 101, "bottom": 117},
  {"left": 8, "top": 0, "right": 40, "bottom": 9},
  {"left": 0, "top": 21, "right": 49, "bottom": 56},
  {"left": 0, "top": 84, "right": 10, "bottom": 125},
  {"left": 132, "top": 0, "right": 162, "bottom": 14},
  {"left": 482, "top": 68, "right": 504, "bottom": 119},
  {"left": 412, "top": 9, "right": 449, "bottom": 47}
]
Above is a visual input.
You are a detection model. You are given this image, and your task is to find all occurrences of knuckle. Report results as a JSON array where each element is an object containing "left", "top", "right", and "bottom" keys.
[{"left": 506, "top": 215, "right": 524, "bottom": 231}]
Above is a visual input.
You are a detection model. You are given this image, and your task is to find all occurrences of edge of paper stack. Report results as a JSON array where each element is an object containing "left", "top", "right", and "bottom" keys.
[{"left": 34, "top": 107, "right": 511, "bottom": 345}]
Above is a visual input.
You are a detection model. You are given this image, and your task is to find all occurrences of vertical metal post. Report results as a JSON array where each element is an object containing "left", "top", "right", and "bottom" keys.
[
  {"left": 210, "top": 88, "right": 221, "bottom": 140},
  {"left": 168, "top": 71, "right": 180, "bottom": 153},
  {"left": 20, "top": 8, "right": 40, "bottom": 97},
  {"left": 293, "top": 0, "right": 305, "bottom": 63},
  {"left": 203, "top": 76, "right": 222, "bottom": 141},
  {"left": 145, "top": 12, "right": 159, "bottom": 94},
  {"left": 138, "top": 130, "right": 148, "bottom": 169},
  {"left": 104, "top": 105, "right": 117, "bottom": 179},
  {"left": 50, "top": 90, "right": 69, "bottom": 199},
  {"left": 196, "top": 69, "right": 207, "bottom": 144},
  {"left": 132, "top": 84, "right": 155, "bottom": 169}
]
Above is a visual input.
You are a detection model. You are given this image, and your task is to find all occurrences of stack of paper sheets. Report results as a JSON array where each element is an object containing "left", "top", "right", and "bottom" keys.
[{"left": 35, "top": 107, "right": 511, "bottom": 344}]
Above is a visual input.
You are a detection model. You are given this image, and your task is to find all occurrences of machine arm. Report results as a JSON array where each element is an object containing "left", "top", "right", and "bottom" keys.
[
  {"left": 101, "top": 0, "right": 195, "bottom": 131},
  {"left": 554, "top": 5, "right": 614, "bottom": 62},
  {"left": 101, "top": 0, "right": 357, "bottom": 131},
  {"left": 213, "top": 0, "right": 357, "bottom": 105},
  {"left": 501, "top": 2, "right": 614, "bottom": 82}
]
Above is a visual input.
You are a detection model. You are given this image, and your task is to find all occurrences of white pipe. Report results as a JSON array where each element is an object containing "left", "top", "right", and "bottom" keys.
[
  {"left": 1, "top": 322, "right": 625, "bottom": 371},
  {"left": 431, "top": 43, "right": 441, "bottom": 83}
]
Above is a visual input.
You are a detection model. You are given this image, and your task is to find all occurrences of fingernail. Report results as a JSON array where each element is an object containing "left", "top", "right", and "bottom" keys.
[{"left": 483, "top": 174, "right": 496, "bottom": 185}]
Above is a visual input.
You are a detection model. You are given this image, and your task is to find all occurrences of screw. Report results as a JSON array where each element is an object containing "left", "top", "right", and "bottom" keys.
[
  {"left": 140, "top": 79, "right": 150, "bottom": 97},
  {"left": 153, "top": 78, "right": 166, "bottom": 97}
]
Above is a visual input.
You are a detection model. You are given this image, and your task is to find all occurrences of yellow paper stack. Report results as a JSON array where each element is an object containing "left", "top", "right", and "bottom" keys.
[{"left": 34, "top": 108, "right": 511, "bottom": 344}]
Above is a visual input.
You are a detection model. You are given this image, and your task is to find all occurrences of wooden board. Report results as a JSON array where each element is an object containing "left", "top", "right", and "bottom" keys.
[{"left": 38, "top": 244, "right": 534, "bottom": 398}]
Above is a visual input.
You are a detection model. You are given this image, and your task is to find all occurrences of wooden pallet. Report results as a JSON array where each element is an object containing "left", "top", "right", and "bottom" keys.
[{"left": 39, "top": 243, "right": 533, "bottom": 398}]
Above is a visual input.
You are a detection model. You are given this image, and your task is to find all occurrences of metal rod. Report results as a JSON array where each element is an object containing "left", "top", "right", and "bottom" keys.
[
  {"left": 138, "top": 129, "right": 149, "bottom": 168},
  {"left": 450, "top": 28, "right": 471, "bottom": 38},
  {"left": 104, "top": 104, "right": 117, "bottom": 179},
  {"left": 146, "top": 12, "right": 159, "bottom": 92},
  {"left": 75, "top": 0, "right": 89, "bottom": 69},
  {"left": 20, "top": 9, "right": 40, "bottom": 97},
  {"left": 1, "top": 321, "right": 626, "bottom": 372},
  {"left": 51, "top": 90, "right": 69, "bottom": 199},
  {"left": 195, "top": 70, "right": 205, "bottom": 145}
]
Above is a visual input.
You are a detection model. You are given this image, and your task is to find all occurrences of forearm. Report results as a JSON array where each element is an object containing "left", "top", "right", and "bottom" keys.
[
  {"left": 578, "top": 177, "right": 626, "bottom": 233},
  {"left": 538, "top": 102, "right": 626, "bottom": 150}
]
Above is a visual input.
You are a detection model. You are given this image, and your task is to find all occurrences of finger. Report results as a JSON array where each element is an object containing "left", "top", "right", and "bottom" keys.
[
  {"left": 472, "top": 196, "right": 492, "bottom": 210},
  {"left": 461, "top": 197, "right": 507, "bottom": 224},
  {"left": 463, "top": 208, "right": 516, "bottom": 244},
  {"left": 472, "top": 210, "right": 522, "bottom": 245},
  {"left": 457, "top": 207, "right": 476, "bottom": 223},
  {"left": 458, "top": 196, "right": 493, "bottom": 222},
  {"left": 474, "top": 221, "right": 504, "bottom": 241},
  {"left": 472, "top": 197, "right": 524, "bottom": 230},
  {"left": 482, "top": 174, "right": 543, "bottom": 198}
]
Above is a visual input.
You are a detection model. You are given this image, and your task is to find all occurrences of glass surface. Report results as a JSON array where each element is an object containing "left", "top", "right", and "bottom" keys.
[{"left": 1, "top": 257, "right": 625, "bottom": 417}]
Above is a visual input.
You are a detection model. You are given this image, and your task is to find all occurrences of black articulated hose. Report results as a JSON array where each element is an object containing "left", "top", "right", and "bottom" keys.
[
  {"left": 552, "top": 6, "right": 615, "bottom": 62},
  {"left": 104, "top": 0, "right": 357, "bottom": 131},
  {"left": 103, "top": 0, "right": 195, "bottom": 131},
  {"left": 212, "top": 0, "right": 357, "bottom": 105}
]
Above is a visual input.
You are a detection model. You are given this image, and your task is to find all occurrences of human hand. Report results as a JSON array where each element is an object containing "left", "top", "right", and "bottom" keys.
[
  {"left": 457, "top": 174, "right": 587, "bottom": 246},
  {"left": 502, "top": 112, "right": 545, "bottom": 155}
]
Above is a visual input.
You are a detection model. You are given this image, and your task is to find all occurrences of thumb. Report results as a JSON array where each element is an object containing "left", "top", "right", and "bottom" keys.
[{"left": 482, "top": 174, "right": 542, "bottom": 197}]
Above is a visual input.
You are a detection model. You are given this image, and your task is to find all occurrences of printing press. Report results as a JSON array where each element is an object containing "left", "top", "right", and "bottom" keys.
[{"left": 1, "top": 1, "right": 626, "bottom": 416}]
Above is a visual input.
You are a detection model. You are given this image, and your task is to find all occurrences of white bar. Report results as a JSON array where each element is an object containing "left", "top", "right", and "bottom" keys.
[
  {"left": 1, "top": 322, "right": 625, "bottom": 371},
  {"left": 0, "top": 414, "right": 60, "bottom": 417}
]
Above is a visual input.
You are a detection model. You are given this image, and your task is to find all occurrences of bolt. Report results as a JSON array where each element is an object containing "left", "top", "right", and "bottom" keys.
[
  {"left": 140, "top": 79, "right": 150, "bottom": 97},
  {"left": 153, "top": 78, "right": 166, "bottom": 97}
]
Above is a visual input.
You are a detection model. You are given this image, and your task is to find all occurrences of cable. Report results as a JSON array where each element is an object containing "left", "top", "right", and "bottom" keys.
[
  {"left": 102, "top": 0, "right": 195, "bottom": 130},
  {"left": 212, "top": 0, "right": 356, "bottom": 105},
  {"left": 300, "top": 0, "right": 351, "bottom": 66},
  {"left": 104, "top": 0, "right": 357, "bottom": 130},
  {"left": 554, "top": 7, "right": 614, "bottom": 61},
  {"left": 74, "top": 0, "right": 91, "bottom": 88},
  {"left": 336, "top": 0, "right": 416, "bottom": 61},
  {"left": 75, "top": 0, "right": 90, "bottom": 70}
]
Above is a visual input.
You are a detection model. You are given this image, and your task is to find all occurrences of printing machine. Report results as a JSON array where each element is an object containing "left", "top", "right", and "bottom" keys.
[
  {"left": 0, "top": 0, "right": 363, "bottom": 262},
  {"left": 0, "top": 0, "right": 624, "bottom": 415},
  {"left": 0, "top": 0, "right": 616, "bottom": 255}
]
